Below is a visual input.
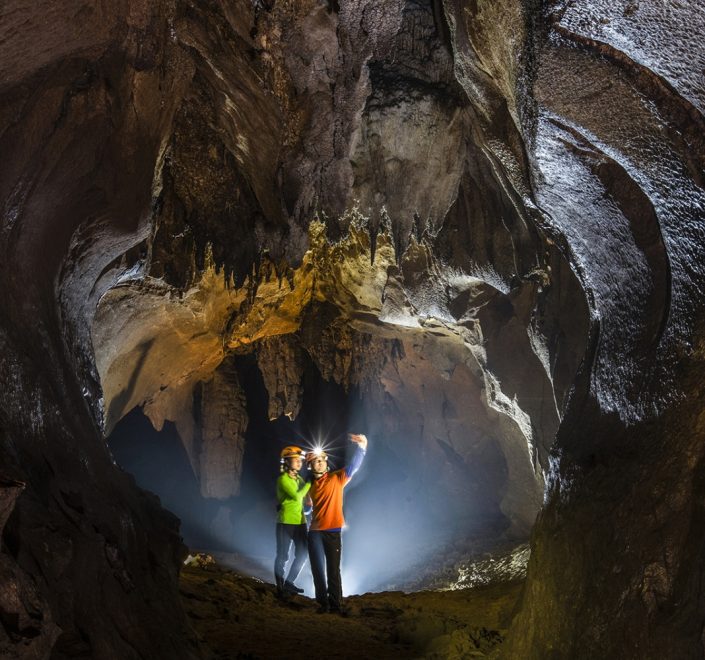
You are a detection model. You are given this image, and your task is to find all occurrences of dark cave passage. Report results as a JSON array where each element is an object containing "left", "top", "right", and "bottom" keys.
[{"left": 108, "top": 351, "right": 513, "bottom": 595}]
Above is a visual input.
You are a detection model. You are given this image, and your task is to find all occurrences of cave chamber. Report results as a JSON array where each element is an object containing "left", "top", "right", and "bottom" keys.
[{"left": 2, "top": 0, "right": 705, "bottom": 658}]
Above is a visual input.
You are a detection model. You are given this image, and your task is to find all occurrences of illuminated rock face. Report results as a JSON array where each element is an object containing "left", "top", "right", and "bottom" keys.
[
  {"left": 94, "top": 220, "right": 560, "bottom": 532},
  {"left": 1, "top": 0, "right": 704, "bottom": 658},
  {"left": 90, "top": 0, "right": 577, "bottom": 536},
  {"left": 501, "top": 1, "right": 705, "bottom": 656}
]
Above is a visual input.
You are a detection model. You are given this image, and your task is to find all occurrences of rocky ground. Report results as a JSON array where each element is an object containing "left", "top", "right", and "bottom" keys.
[{"left": 179, "top": 557, "right": 522, "bottom": 660}]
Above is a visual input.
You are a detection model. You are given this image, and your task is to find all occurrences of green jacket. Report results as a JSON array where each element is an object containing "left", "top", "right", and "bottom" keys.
[{"left": 276, "top": 472, "right": 311, "bottom": 525}]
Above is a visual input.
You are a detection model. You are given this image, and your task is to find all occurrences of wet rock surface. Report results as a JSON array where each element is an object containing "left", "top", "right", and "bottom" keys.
[
  {"left": 499, "top": 1, "right": 705, "bottom": 656},
  {"left": 397, "top": 542, "right": 530, "bottom": 593}
]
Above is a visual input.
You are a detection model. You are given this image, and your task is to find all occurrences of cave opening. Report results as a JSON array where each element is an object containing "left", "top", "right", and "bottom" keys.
[
  {"left": 107, "top": 353, "right": 357, "bottom": 568},
  {"left": 107, "top": 344, "right": 515, "bottom": 595}
]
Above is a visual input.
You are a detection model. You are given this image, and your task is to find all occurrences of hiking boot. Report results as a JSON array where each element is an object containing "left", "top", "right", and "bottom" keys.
[
  {"left": 283, "top": 581, "right": 304, "bottom": 594},
  {"left": 275, "top": 576, "right": 284, "bottom": 594}
]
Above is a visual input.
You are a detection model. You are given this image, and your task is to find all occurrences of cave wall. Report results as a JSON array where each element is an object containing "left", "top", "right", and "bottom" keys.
[
  {"left": 502, "top": 1, "right": 705, "bottom": 656},
  {"left": 0, "top": 1, "right": 199, "bottom": 657}
]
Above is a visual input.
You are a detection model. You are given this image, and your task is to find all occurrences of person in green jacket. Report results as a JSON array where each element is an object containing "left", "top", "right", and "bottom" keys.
[{"left": 275, "top": 445, "right": 311, "bottom": 596}]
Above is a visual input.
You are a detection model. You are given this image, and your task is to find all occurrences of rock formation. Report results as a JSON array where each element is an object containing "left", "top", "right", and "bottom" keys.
[{"left": 1, "top": 0, "right": 704, "bottom": 658}]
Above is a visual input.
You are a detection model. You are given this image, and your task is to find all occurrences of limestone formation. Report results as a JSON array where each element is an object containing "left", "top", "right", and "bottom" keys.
[
  {"left": 197, "top": 361, "right": 247, "bottom": 499},
  {"left": 256, "top": 335, "right": 305, "bottom": 421}
]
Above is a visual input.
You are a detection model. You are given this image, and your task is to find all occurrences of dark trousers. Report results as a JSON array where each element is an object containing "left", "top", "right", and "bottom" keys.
[
  {"left": 274, "top": 523, "right": 308, "bottom": 587},
  {"left": 308, "top": 530, "right": 342, "bottom": 609}
]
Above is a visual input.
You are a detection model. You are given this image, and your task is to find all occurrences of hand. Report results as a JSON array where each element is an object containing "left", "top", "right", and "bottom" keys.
[{"left": 349, "top": 433, "right": 368, "bottom": 450}]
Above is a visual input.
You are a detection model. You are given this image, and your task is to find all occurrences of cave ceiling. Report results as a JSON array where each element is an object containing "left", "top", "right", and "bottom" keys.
[{"left": 86, "top": 0, "right": 592, "bottom": 536}]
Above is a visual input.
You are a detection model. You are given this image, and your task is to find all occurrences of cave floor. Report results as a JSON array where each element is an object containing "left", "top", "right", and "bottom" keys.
[{"left": 180, "top": 562, "right": 522, "bottom": 659}]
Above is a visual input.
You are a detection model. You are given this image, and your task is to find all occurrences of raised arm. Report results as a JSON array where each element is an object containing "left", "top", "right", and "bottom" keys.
[{"left": 345, "top": 434, "right": 368, "bottom": 479}]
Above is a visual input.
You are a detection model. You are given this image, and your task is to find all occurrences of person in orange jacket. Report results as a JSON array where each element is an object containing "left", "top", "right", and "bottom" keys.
[{"left": 306, "top": 433, "right": 367, "bottom": 614}]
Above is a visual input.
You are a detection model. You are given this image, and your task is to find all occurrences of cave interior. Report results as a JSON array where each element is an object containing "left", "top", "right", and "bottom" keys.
[{"left": 2, "top": 0, "right": 705, "bottom": 658}]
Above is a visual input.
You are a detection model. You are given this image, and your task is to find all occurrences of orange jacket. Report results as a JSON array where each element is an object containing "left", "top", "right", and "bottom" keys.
[
  {"left": 309, "top": 446, "right": 366, "bottom": 530},
  {"left": 309, "top": 469, "right": 350, "bottom": 531}
]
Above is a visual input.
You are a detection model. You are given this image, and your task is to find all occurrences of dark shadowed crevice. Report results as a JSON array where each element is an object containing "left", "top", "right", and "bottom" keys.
[{"left": 109, "top": 410, "right": 221, "bottom": 550}]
